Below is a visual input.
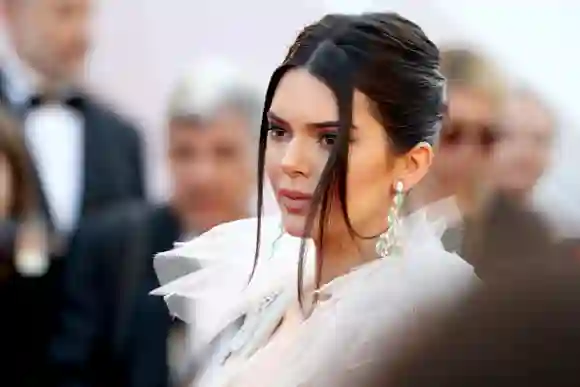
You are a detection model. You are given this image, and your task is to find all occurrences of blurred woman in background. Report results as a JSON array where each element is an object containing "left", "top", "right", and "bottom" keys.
[
  {"left": 490, "top": 88, "right": 555, "bottom": 203},
  {"left": 408, "top": 48, "right": 508, "bottom": 253},
  {"left": 0, "top": 107, "right": 48, "bottom": 274},
  {"left": 0, "top": 107, "right": 49, "bottom": 385}
]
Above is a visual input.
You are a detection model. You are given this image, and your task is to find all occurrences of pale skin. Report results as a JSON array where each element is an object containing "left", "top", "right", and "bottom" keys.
[
  {"left": 491, "top": 93, "right": 554, "bottom": 198},
  {"left": 167, "top": 110, "right": 255, "bottom": 234},
  {"left": 3, "top": 0, "right": 91, "bottom": 88}
]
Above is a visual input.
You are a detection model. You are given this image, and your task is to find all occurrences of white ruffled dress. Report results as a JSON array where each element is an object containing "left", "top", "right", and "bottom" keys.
[{"left": 152, "top": 207, "right": 476, "bottom": 387}]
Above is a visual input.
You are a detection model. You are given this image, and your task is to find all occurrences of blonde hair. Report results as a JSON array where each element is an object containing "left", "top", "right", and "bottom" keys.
[
  {"left": 437, "top": 48, "right": 508, "bottom": 216},
  {"left": 440, "top": 48, "right": 507, "bottom": 112}
]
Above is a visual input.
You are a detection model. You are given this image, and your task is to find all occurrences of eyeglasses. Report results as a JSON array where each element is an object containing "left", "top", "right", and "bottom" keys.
[{"left": 440, "top": 120, "right": 500, "bottom": 153}]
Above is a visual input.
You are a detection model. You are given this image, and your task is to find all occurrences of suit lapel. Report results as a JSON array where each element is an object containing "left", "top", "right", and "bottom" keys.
[{"left": 79, "top": 98, "right": 109, "bottom": 219}]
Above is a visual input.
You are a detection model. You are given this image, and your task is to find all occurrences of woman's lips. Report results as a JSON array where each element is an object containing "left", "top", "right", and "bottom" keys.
[{"left": 277, "top": 189, "right": 312, "bottom": 215}]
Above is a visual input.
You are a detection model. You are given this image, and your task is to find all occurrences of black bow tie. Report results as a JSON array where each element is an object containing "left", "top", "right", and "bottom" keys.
[{"left": 26, "top": 94, "right": 84, "bottom": 110}]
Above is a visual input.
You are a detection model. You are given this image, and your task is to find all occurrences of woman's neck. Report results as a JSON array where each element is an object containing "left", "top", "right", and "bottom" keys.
[{"left": 315, "top": 235, "right": 377, "bottom": 286}]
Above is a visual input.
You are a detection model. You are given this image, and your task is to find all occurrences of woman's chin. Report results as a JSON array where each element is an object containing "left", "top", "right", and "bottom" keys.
[{"left": 281, "top": 214, "right": 310, "bottom": 238}]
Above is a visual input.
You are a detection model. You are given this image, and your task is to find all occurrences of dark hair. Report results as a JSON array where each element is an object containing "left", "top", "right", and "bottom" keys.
[
  {"left": 253, "top": 13, "right": 446, "bottom": 308},
  {"left": 0, "top": 106, "right": 37, "bottom": 219}
]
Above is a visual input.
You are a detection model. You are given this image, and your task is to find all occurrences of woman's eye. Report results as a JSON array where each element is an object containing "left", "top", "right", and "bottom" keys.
[
  {"left": 320, "top": 132, "right": 338, "bottom": 147},
  {"left": 267, "top": 125, "right": 288, "bottom": 140}
]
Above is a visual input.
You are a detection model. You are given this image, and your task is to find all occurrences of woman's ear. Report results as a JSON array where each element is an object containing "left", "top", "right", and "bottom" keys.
[{"left": 395, "top": 142, "right": 434, "bottom": 191}]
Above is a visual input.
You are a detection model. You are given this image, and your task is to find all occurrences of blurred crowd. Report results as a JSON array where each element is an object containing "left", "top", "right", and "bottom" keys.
[{"left": 1, "top": 1, "right": 580, "bottom": 387}]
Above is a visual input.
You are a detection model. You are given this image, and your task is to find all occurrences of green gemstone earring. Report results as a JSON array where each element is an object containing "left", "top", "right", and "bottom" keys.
[{"left": 375, "top": 181, "right": 405, "bottom": 258}]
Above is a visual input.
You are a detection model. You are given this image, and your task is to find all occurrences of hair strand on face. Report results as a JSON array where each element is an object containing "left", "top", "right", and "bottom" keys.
[{"left": 252, "top": 12, "right": 447, "bottom": 315}]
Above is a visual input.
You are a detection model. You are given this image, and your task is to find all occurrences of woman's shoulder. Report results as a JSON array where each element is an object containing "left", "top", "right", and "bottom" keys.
[
  {"left": 170, "top": 215, "right": 288, "bottom": 254},
  {"left": 151, "top": 215, "right": 304, "bottom": 351},
  {"left": 324, "top": 212, "right": 477, "bottom": 317}
]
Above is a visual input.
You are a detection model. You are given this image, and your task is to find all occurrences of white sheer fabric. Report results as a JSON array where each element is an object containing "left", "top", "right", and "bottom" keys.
[{"left": 152, "top": 202, "right": 476, "bottom": 387}]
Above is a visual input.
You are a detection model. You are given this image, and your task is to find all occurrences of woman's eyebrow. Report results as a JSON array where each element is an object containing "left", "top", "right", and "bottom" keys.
[
  {"left": 267, "top": 111, "right": 356, "bottom": 129},
  {"left": 266, "top": 111, "right": 288, "bottom": 125}
]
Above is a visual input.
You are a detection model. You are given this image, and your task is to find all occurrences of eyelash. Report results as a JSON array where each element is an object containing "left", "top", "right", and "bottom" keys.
[
  {"left": 267, "top": 124, "right": 288, "bottom": 140},
  {"left": 267, "top": 124, "right": 339, "bottom": 148}
]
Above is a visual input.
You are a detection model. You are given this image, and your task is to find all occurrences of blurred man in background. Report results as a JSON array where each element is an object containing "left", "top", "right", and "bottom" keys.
[
  {"left": 167, "top": 59, "right": 259, "bottom": 233},
  {"left": 0, "top": 0, "right": 144, "bottom": 385},
  {"left": 52, "top": 59, "right": 261, "bottom": 387},
  {"left": 0, "top": 0, "right": 144, "bottom": 237}
]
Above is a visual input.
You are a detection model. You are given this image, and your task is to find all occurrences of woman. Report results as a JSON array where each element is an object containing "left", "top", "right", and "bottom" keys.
[
  {"left": 0, "top": 107, "right": 47, "bottom": 277},
  {"left": 0, "top": 106, "right": 49, "bottom": 385},
  {"left": 407, "top": 48, "right": 507, "bottom": 253},
  {"left": 490, "top": 88, "right": 555, "bottom": 202},
  {"left": 153, "top": 13, "right": 476, "bottom": 387}
]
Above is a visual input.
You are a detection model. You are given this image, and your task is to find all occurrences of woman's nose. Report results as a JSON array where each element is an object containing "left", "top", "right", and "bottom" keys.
[{"left": 280, "top": 138, "right": 311, "bottom": 178}]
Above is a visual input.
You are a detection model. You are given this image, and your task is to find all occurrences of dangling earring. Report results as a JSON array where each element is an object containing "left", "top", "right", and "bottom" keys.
[{"left": 375, "top": 181, "right": 405, "bottom": 258}]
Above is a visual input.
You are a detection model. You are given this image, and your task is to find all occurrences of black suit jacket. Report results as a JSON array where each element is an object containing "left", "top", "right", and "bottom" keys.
[
  {"left": 0, "top": 71, "right": 145, "bottom": 234},
  {"left": 0, "top": 70, "right": 146, "bottom": 386},
  {"left": 52, "top": 204, "right": 180, "bottom": 387}
]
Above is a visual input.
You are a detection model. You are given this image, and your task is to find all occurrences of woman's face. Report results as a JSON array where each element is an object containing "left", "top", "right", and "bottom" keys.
[
  {"left": 0, "top": 153, "right": 14, "bottom": 218},
  {"left": 266, "top": 68, "right": 431, "bottom": 240},
  {"left": 432, "top": 87, "right": 497, "bottom": 192},
  {"left": 490, "top": 95, "right": 554, "bottom": 196}
]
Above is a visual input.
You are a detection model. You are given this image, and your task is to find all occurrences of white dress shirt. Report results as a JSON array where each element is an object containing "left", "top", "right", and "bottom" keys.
[{"left": 2, "top": 51, "right": 84, "bottom": 234}]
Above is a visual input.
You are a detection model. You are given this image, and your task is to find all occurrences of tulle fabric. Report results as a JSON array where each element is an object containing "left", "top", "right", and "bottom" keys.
[
  {"left": 151, "top": 216, "right": 317, "bottom": 354},
  {"left": 151, "top": 199, "right": 476, "bottom": 387}
]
